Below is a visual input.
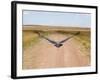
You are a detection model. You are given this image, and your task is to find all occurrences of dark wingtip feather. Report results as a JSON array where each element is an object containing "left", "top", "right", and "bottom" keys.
[{"left": 75, "top": 32, "right": 80, "bottom": 35}]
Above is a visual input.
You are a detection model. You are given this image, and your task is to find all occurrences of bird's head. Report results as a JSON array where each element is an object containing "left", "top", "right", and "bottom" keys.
[{"left": 54, "top": 43, "right": 63, "bottom": 48}]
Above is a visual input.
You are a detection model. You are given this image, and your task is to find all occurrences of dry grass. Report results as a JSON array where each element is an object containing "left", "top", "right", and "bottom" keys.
[
  {"left": 22, "top": 31, "right": 40, "bottom": 49},
  {"left": 22, "top": 30, "right": 90, "bottom": 69},
  {"left": 23, "top": 30, "right": 90, "bottom": 50},
  {"left": 23, "top": 26, "right": 90, "bottom": 57},
  {"left": 74, "top": 32, "right": 90, "bottom": 56}
]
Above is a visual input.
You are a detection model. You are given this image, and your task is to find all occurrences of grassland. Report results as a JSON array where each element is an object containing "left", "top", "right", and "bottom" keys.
[
  {"left": 22, "top": 25, "right": 91, "bottom": 69},
  {"left": 23, "top": 25, "right": 90, "bottom": 55},
  {"left": 23, "top": 31, "right": 39, "bottom": 49}
]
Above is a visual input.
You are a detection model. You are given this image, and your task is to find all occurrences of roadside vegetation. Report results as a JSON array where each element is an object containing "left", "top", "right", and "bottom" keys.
[{"left": 23, "top": 30, "right": 90, "bottom": 57}]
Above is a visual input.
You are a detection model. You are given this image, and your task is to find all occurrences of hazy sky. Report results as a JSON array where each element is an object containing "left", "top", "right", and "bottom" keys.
[{"left": 23, "top": 10, "right": 91, "bottom": 28}]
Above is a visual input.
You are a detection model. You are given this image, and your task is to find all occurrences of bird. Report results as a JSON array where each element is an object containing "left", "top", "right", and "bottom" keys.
[{"left": 37, "top": 32, "right": 80, "bottom": 48}]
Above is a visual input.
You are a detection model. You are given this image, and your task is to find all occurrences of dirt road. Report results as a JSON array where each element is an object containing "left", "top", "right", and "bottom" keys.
[{"left": 23, "top": 33, "right": 90, "bottom": 69}]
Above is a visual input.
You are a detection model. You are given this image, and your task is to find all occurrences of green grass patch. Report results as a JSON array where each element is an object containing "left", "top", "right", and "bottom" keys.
[
  {"left": 75, "top": 32, "right": 90, "bottom": 56},
  {"left": 23, "top": 31, "right": 40, "bottom": 49}
]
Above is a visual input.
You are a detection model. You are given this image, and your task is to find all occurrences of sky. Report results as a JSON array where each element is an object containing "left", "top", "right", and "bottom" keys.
[{"left": 23, "top": 10, "right": 91, "bottom": 28}]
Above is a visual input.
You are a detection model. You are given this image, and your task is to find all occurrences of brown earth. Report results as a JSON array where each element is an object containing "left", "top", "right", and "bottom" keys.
[{"left": 22, "top": 33, "right": 90, "bottom": 69}]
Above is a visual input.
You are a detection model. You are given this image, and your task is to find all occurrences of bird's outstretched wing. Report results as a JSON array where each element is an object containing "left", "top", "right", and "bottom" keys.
[
  {"left": 59, "top": 32, "right": 80, "bottom": 44},
  {"left": 37, "top": 32, "right": 57, "bottom": 45}
]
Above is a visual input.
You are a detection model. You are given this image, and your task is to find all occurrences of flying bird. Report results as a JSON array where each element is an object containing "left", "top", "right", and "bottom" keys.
[{"left": 37, "top": 32, "right": 80, "bottom": 48}]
